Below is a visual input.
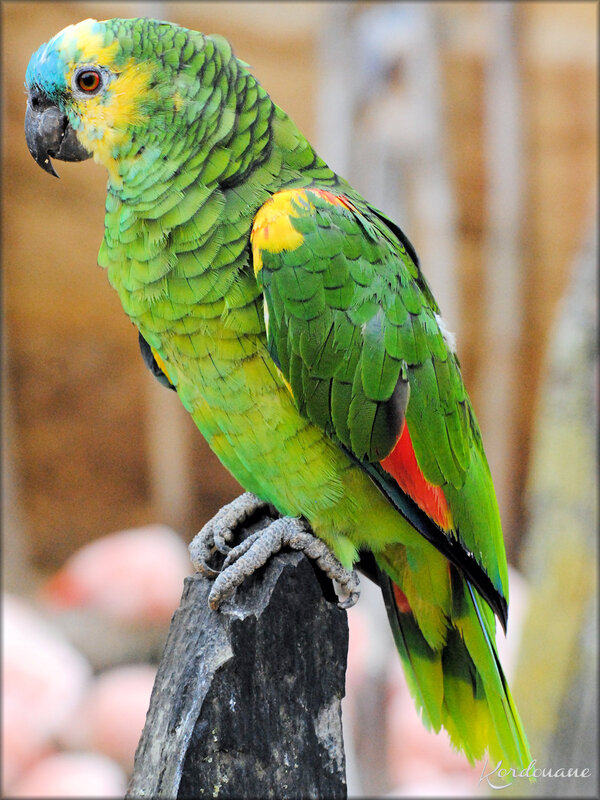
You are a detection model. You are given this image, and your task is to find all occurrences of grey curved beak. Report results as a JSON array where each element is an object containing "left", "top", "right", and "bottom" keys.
[{"left": 25, "top": 90, "right": 91, "bottom": 178}]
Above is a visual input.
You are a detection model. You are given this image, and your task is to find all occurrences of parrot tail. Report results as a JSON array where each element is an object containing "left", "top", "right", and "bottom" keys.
[{"left": 378, "top": 565, "right": 531, "bottom": 770}]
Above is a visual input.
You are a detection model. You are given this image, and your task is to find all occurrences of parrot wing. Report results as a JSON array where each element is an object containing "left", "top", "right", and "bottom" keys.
[{"left": 250, "top": 187, "right": 509, "bottom": 625}]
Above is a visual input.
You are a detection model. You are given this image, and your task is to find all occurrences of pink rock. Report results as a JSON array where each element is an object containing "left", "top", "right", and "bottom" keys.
[
  {"left": 387, "top": 772, "right": 484, "bottom": 797},
  {"left": 58, "top": 664, "right": 156, "bottom": 771},
  {"left": 8, "top": 751, "right": 127, "bottom": 797},
  {"left": 41, "top": 524, "right": 192, "bottom": 625},
  {"left": 2, "top": 594, "right": 92, "bottom": 791}
]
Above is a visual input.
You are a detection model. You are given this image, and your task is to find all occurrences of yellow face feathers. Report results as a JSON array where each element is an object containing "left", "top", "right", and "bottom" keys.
[
  {"left": 59, "top": 18, "right": 119, "bottom": 66},
  {"left": 71, "top": 59, "right": 156, "bottom": 169},
  {"left": 52, "top": 19, "right": 158, "bottom": 177}
]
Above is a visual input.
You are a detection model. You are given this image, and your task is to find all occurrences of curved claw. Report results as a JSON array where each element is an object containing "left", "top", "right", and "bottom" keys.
[
  {"left": 212, "top": 526, "right": 234, "bottom": 556},
  {"left": 334, "top": 580, "right": 360, "bottom": 609},
  {"left": 190, "top": 495, "right": 360, "bottom": 611},
  {"left": 188, "top": 535, "right": 221, "bottom": 578}
]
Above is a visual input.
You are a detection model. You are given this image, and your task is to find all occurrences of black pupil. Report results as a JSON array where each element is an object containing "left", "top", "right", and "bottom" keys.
[{"left": 80, "top": 72, "right": 98, "bottom": 89}]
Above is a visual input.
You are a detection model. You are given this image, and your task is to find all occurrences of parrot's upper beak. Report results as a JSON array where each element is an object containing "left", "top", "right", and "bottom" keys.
[{"left": 25, "top": 90, "right": 91, "bottom": 178}]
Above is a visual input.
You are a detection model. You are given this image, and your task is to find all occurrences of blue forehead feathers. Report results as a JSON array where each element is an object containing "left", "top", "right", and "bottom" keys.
[{"left": 25, "top": 21, "right": 104, "bottom": 97}]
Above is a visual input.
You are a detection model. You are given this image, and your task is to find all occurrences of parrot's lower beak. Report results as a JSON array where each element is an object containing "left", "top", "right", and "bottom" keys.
[{"left": 25, "top": 90, "right": 91, "bottom": 178}]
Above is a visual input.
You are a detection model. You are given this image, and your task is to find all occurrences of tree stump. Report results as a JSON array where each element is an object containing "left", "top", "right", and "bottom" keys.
[{"left": 127, "top": 514, "right": 350, "bottom": 799}]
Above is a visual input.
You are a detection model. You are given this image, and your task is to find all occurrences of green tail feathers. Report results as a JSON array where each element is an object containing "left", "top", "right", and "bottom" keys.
[{"left": 379, "top": 567, "right": 531, "bottom": 769}]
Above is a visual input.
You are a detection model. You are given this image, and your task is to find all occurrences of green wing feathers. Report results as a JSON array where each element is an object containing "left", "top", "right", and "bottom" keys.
[
  {"left": 252, "top": 187, "right": 509, "bottom": 598},
  {"left": 252, "top": 186, "right": 530, "bottom": 767},
  {"left": 253, "top": 188, "right": 411, "bottom": 463}
]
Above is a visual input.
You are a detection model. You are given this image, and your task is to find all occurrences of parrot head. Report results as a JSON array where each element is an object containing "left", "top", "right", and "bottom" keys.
[{"left": 25, "top": 17, "right": 230, "bottom": 182}]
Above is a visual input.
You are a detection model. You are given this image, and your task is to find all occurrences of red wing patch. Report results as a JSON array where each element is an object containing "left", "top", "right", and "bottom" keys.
[
  {"left": 392, "top": 583, "right": 412, "bottom": 614},
  {"left": 380, "top": 423, "right": 452, "bottom": 531}
]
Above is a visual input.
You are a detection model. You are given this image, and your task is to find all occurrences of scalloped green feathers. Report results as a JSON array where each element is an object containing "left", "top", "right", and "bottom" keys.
[
  {"left": 252, "top": 189, "right": 508, "bottom": 594},
  {"left": 252, "top": 189, "right": 411, "bottom": 464},
  {"left": 251, "top": 187, "right": 528, "bottom": 766},
  {"left": 27, "top": 17, "right": 530, "bottom": 769}
]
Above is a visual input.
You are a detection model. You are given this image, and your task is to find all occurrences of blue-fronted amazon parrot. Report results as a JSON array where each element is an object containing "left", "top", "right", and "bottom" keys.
[{"left": 25, "top": 17, "right": 531, "bottom": 768}]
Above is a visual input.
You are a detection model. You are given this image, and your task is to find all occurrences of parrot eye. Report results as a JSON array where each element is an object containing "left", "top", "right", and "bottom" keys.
[{"left": 74, "top": 68, "right": 103, "bottom": 95}]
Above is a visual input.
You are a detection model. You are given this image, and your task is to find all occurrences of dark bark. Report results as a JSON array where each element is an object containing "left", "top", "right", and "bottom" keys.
[{"left": 127, "top": 520, "right": 349, "bottom": 800}]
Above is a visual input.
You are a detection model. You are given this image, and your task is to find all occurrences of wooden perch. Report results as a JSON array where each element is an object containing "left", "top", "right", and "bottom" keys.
[{"left": 127, "top": 514, "right": 350, "bottom": 799}]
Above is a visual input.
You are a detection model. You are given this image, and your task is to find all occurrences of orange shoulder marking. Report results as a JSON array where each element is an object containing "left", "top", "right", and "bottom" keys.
[
  {"left": 307, "top": 188, "right": 357, "bottom": 213},
  {"left": 392, "top": 583, "right": 412, "bottom": 614}
]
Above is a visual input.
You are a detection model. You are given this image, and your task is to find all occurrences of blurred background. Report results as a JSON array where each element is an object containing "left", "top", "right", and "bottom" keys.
[{"left": 2, "top": 1, "right": 597, "bottom": 797}]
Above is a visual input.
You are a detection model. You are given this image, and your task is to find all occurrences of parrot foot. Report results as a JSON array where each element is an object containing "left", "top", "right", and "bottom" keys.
[
  {"left": 205, "top": 515, "right": 360, "bottom": 611},
  {"left": 189, "top": 492, "right": 273, "bottom": 578},
  {"left": 189, "top": 497, "right": 360, "bottom": 611}
]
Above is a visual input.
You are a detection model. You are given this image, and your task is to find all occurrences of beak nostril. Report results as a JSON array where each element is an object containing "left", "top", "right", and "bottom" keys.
[{"left": 28, "top": 91, "right": 46, "bottom": 111}]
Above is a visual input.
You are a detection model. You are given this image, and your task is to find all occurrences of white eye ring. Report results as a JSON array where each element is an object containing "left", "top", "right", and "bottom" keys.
[{"left": 72, "top": 66, "right": 105, "bottom": 96}]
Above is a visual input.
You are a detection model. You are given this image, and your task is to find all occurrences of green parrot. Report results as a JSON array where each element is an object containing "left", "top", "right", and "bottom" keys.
[{"left": 25, "top": 17, "right": 531, "bottom": 768}]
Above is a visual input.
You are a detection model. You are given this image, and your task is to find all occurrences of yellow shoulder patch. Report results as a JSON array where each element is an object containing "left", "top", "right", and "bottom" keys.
[
  {"left": 251, "top": 188, "right": 357, "bottom": 276},
  {"left": 250, "top": 189, "right": 309, "bottom": 276}
]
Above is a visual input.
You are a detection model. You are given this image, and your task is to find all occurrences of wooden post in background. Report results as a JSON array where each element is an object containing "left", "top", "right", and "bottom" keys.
[
  {"left": 479, "top": 3, "right": 524, "bottom": 553},
  {"left": 511, "top": 200, "right": 597, "bottom": 797}
]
